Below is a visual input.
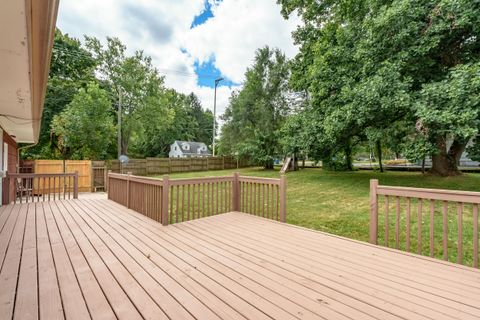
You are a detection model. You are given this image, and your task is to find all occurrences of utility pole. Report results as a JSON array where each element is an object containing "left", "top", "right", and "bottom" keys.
[
  {"left": 212, "top": 77, "right": 223, "bottom": 156},
  {"left": 117, "top": 88, "right": 122, "bottom": 158}
]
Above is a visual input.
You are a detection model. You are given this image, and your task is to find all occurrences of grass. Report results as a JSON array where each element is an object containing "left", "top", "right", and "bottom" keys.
[{"left": 156, "top": 167, "right": 480, "bottom": 267}]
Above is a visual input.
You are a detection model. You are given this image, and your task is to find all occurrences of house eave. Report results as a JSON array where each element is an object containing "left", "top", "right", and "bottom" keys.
[{"left": 0, "top": 0, "right": 59, "bottom": 143}]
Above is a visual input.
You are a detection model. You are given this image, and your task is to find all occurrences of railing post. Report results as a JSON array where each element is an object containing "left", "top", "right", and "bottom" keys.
[
  {"left": 107, "top": 170, "right": 111, "bottom": 199},
  {"left": 126, "top": 172, "right": 132, "bottom": 208},
  {"left": 73, "top": 171, "right": 79, "bottom": 199},
  {"left": 232, "top": 172, "right": 240, "bottom": 211},
  {"left": 161, "top": 175, "right": 169, "bottom": 226},
  {"left": 279, "top": 174, "right": 286, "bottom": 222},
  {"left": 369, "top": 179, "right": 379, "bottom": 244}
]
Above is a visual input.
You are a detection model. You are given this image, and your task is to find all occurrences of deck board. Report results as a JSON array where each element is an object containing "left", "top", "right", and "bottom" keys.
[{"left": 1, "top": 198, "right": 480, "bottom": 320}]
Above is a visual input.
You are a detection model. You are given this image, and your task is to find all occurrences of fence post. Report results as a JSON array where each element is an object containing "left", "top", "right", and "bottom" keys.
[
  {"left": 232, "top": 172, "right": 240, "bottom": 211},
  {"left": 222, "top": 157, "right": 225, "bottom": 170},
  {"left": 107, "top": 170, "right": 111, "bottom": 199},
  {"left": 369, "top": 179, "right": 379, "bottom": 244},
  {"left": 279, "top": 174, "right": 287, "bottom": 222},
  {"left": 126, "top": 172, "right": 132, "bottom": 208},
  {"left": 161, "top": 175, "right": 169, "bottom": 226},
  {"left": 73, "top": 171, "right": 79, "bottom": 199}
]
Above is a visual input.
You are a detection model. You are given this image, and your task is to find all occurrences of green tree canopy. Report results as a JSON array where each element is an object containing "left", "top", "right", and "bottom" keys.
[
  {"left": 219, "top": 46, "right": 291, "bottom": 169},
  {"left": 51, "top": 82, "right": 115, "bottom": 159},
  {"left": 278, "top": 0, "right": 480, "bottom": 175}
]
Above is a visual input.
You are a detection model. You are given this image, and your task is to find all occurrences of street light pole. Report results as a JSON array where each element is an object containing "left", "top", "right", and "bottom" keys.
[
  {"left": 117, "top": 88, "right": 122, "bottom": 158},
  {"left": 212, "top": 77, "right": 223, "bottom": 156}
]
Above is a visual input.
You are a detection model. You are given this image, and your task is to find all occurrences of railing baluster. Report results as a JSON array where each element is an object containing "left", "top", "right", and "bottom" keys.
[
  {"left": 385, "top": 196, "right": 389, "bottom": 247},
  {"left": 202, "top": 183, "right": 205, "bottom": 218},
  {"left": 430, "top": 200, "right": 435, "bottom": 258},
  {"left": 187, "top": 184, "right": 190, "bottom": 221},
  {"left": 442, "top": 201, "right": 448, "bottom": 261},
  {"left": 406, "top": 197, "right": 411, "bottom": 251},
  {"left": 417, "top": 199, "right": 423, "bottom": 255},
  {"left": 216, "top": 181, "right": 219, "bottom": 215},
  {"left": 457, "top": 203, "right": 463, "bottom": 265},
  {"left": 395, "top": 196, "right": 400, "bottom": 249},
  {"left": 197, "top": 183, "right": 203, "bottom": 218},
  {"left": 181, "top": 185, "right": 185, "bottom": 222},
  {"left": 176, "top": 185, "right": 179, "bottom": 223},
  {"left": 474, "top": 204, "right": 478, "bottom": 268},
  {"left": 266, "top": 184, "right": 270, "bottom": 219}
]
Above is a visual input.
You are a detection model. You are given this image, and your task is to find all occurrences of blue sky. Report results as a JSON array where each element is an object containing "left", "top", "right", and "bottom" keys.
[
  {"left": 57, "top": 0, "right": 299, "bottom": 118},
  {"left": 190, "top": 1, "right": 236, "bottom": 88}
]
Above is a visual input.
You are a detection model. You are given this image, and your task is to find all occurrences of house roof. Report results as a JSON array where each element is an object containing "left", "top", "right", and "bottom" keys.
[
  {"left": 0, "top": 0, "right": 59, "bottom": 142},
  {"left": 174, "top": 140, "right": 211, "bottom": 155}
]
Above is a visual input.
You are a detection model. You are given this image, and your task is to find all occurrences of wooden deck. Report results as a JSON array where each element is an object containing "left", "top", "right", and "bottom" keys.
[{"left": 1, "top": 198, "right": 480, "bottom": 320}]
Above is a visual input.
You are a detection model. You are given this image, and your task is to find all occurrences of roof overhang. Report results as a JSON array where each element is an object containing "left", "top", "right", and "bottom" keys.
[{"left": 0, "top": 0, "right": 59, "bottom": 143}]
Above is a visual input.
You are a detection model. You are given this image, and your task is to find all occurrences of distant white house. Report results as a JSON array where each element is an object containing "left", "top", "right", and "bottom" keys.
[{"left": 169, "top": 141, "right": 211, "bottom": 158}]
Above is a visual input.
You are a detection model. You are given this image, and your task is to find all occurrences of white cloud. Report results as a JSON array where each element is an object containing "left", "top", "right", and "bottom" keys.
[{"left": 56, "top": 0, "right": 299, "bottom": 122}]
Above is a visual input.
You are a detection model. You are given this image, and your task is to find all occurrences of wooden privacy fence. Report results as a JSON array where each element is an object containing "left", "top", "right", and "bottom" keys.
[
  {"left": 370, "top": 179, "right": 479, "bottom": 268},
  {"left": 107, "top": 156, "right": 247, "bottom": 176},
  {"left": 32, "top": 160, "right": 91, "bottom": 192},
  {"left": 6, "top": 172, "right": 79, "bottom": 204},
  {"left": 108, "top": 172, "right": 286, "bottom": 226}
]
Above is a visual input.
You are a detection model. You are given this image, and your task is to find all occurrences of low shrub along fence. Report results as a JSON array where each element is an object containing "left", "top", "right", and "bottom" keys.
[
  {"left": 108, "top": 172, "right": 286, "bottom": 225},
  {"left": 370, "top": 179, "right": 479, "bottom": 268}
]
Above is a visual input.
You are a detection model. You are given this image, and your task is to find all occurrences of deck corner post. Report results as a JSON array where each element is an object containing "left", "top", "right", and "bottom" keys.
[
  {"left": 73, "top": 171, "right": 79, "bottom": 199},
  {"left": 232, "top": 172, "right": 240, "bottom": 212},
  {"left": 369, "top": 179, "right": 379, "bottom": 244},
  {"left": 280, "top": 174, "right": 287, "bottom": 222},
  {"left": 161, "top": 175, "right": 170, "bottom": 226}
]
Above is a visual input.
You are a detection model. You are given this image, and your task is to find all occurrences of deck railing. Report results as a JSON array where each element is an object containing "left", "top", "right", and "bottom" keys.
[
  {"left": 370, "top": 179, "right": 479, "bottom": 268},
  {"left": 6, "top": 172, "right": 79, "bottom": 204},
  {"left": 107, "top": 172, "right": 286, "bottom": 225}
]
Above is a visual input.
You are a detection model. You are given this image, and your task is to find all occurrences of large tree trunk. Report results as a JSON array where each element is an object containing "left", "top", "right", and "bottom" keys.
[
  {"left": 376, "top": 140, "right": 383, "bottom": 173},
  {"left": 344, "top": 142, "right": 353, "bottom": 171},
  {"left": 430, "top": 137, "right": 466, "bottom": 176},
  {"left": 264, "top": 159, "right": 274, "bottom": 170}
]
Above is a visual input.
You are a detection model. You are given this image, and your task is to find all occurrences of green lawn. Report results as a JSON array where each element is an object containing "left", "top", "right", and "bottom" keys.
[{"left": 156, "top": 167, "right": 480, "bottom": 267}]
